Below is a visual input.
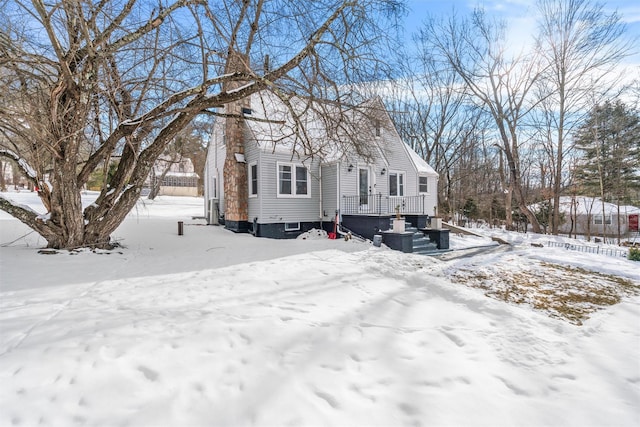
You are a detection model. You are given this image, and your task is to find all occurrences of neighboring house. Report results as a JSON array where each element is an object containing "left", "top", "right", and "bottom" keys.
[
  {"left": 149, "top": 157, "right": 199, "bottom": 197},
  {"left": 549, "top": 196, "right": 640, "bottom": 238},
  {"left": 203, "top": 92, "right": 438, "bottom": 239},
  {"left": 0, "top": 160, "right": 30, "bottom": 190}
]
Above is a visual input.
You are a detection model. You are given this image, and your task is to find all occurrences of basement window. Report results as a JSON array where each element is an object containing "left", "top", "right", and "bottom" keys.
[{"left": 285, "top": 222, "right": 300, "bottom": 231}]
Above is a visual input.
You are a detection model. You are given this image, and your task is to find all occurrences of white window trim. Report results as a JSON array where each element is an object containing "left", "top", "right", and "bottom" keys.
[
  {"left": 276, "top": 162, "right": 311, "bottom": 198},
  {"left": 594, "top": 214, "right": 612, "bottom": 225},
  {"left": 418, "top": 175, "right": 429, "bottom": 194},
  {"left": 248, "top": 161, "right": 258, "bottom": 198},
  {"left": 388, "top": 170, "right": 406, "bottom": 197}
]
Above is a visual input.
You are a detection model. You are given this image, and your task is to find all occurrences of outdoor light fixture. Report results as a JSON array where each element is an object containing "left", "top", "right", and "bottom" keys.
[
  {"left": 348, "top": 164, "right": 354, "bottom": 172},
  {"left": 381, "top": 168, "right": 386, "bottom": 175}
]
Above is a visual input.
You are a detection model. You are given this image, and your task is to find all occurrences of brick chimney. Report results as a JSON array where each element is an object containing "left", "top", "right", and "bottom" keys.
[{"left": 223, "top": 51, "right": 251, "bottom": 233}]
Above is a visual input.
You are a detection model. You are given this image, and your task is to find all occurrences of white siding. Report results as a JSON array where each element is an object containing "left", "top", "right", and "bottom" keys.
[{"left": 203, "top": 118, "right": 225, "bottom": 217}]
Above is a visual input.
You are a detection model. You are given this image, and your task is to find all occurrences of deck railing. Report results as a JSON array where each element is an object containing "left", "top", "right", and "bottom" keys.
[{"left": 341, "top": 194, "right": 428, "bottom": 215}]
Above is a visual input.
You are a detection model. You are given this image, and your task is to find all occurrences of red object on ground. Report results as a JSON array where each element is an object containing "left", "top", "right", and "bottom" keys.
[{"left": 328, "top": 232, "right": 337, "bottom": 240}]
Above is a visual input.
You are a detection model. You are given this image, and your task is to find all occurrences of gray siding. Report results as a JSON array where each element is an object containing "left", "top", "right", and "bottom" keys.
[
  {"left": 338, "top": 160, "right": 357, "bottom": 196},
  {"left": 203, "top": 96, "right": 441, "bottom": 227},
  {"left": 344, "top": 159, "right": 387, "bottom": 196},
  {"left": 254, "top": 151, "right": 322, "bottom": 224},
  {"left": 379, "top": 132, "right": 418, "bottom": 196},
  {"left": 417, "top": 174, "right": 438, "bottom": 217},
  {"left": 244, "top": 131, "right": 261, "bottom": 222},
  {"left": 321, "top": 163, "right": 338, "bottom": 220}
]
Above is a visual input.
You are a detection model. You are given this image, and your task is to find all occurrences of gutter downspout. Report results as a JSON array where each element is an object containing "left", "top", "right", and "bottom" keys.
[
  {"left": 319, "top": 161, "right": 323, "bottom": 231},
  {"left": 256, "top": 146, "right": 263, "bottom": 236},
  {"left": 336, "top": 162, "right": 341, "bottom": 227}
]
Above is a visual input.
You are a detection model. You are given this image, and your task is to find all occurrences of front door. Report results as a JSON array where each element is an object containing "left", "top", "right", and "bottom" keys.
[{"left": 358, "top": 167, "right": 370, "bottom": 211}]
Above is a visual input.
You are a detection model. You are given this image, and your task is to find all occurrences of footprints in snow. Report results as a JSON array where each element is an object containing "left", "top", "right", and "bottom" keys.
[
  {"left": 137, "top": 365, "right": 159, "bottom": 382},
  {"left": 313, "top": 390, "right": 340, "bottom": 409}
]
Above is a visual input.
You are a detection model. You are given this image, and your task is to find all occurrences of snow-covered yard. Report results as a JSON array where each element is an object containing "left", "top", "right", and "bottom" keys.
[{"left": 1, "top": 192, "right": 639, "bottom": 426}]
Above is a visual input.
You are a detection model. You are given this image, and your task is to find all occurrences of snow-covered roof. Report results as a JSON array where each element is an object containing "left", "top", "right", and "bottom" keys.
[
  {"left": 242, "top": 92, "right": 385, "bottom": 163},
  {"left": 163, "top": 171, "right": 199, "bottom": 178},
  {"left": 545, "top": 196, "right": 640, "bottom": 216},
  {"left": 404, "top": 145, "right": 438, "bottom": 177}
]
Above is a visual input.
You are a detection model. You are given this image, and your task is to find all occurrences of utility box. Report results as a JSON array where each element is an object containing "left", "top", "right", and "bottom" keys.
[{"left": 207, "top": 199, "right": 219, "bottom": 225}]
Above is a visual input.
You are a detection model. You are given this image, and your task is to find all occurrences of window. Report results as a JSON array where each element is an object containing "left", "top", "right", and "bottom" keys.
[
  {"left": 374, "top": 120, "right": 381, "bottom": 137},
  {"left": 389, "top": 172, "right": 405, "bottom": 196},
  {"left": 285, "top": 222, "right": 300, "bottom": 231},
  {"left": 419, "top": 176, "right": 428, "bottom": 193},
  {"left": 248, "top": 162, "right": 258, "bottom": 197},
  {"left": 212, "top": 177, "right": 217, "bottom": 198},
  {"left": 277, "top": 162, "right": 310, "bottom": 197},
  {"left": 279, "top": 164, "right": 292, "bottom": 195},
  {"left": 594, "top": 214, "right": 611, "bottom": 225},
  {"left": 295, "top": 166, "right": 308, "bottom": 195}
]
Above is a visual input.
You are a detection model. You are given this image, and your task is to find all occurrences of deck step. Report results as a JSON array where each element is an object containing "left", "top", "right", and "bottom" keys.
[
  {"left": 383, "top": 222, "right": 442, "bottom": 254},
  {"left": 414, "top": 244, "right": 439, "bottom": 254},
  {"left": 410, "top": 230, "right": 440, "bottom": 253}
]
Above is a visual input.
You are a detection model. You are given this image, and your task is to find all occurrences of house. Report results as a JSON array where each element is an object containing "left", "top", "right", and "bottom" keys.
[
  {"left": 203, "top": 91, "right": 438, "bottom": 240},
  {"left": 551, "top": 196, "right": 640, "bottom": 238},
  {"left": 149, "top": 157, "right": 199, "bottom": 197}
]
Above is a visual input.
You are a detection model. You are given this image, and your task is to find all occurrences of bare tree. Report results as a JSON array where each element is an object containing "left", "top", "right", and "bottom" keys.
[
  {"left": 376, "top": 41, "right": 492, "bottom": 221},
  {"left": 534, "top": 0, "right": 632, "bottom": 234},
  {"left": 0, "top": 0, "right": 402, "bottom": 249},
  {"left": 422, "top": 10, "right": 544, "bottom": 232},
  {"left": 0, "top": 159, "right": 6, "bottom": 191},
  {"left": 147, "top": 122, "right": 208, "bottom": 200}
]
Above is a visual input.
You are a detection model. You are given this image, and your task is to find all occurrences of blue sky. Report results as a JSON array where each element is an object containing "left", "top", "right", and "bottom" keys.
[{"left": 403, "top": 0, "right": 640, "bottom": 66}]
